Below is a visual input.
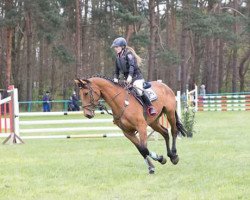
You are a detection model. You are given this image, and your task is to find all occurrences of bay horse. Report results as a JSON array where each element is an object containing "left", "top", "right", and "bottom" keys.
[{"left": 75, "top": 76, "right": 187, "bottom": 174}]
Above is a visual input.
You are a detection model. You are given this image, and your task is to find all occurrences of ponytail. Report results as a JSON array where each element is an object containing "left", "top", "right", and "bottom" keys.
[{"left": 126, "top": 46, "right": 142, "bottom": 66}]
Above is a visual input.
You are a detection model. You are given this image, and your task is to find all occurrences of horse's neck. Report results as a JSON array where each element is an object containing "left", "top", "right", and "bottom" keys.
[
  {"left": 94, "top": 79, "right": 125, "bottom": 112},
  {"left": 99, "top": 83, "right": 124, "bottom": 104}
]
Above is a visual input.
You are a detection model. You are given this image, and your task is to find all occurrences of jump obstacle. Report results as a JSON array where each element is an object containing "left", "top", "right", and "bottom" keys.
[
  {"left": 185, "top": 85, "right": 250, "bottom": 112},
  {"left": 0, "top": 86, "right": 23, "bottom": 144},
  {"left": 198, "top": 95, "right": 250, "bottom": 111},
  {"left": 0, "top": 87, "right": 182, "bottom": 142}
]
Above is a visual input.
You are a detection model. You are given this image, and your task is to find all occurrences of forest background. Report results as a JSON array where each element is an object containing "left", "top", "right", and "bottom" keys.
[{"left": 0, "top": 0, "right": 249, "bottom": 101}]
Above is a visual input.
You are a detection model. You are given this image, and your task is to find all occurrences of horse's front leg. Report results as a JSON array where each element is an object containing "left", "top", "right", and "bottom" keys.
[
  {"left": 144, "top": 156, "right": 155, "bottom": 174},
  {"left": 124, "top": 131, "right": 155, "bottom": 174},
  {"left": 149, "top": 151, "right": 167, "bottom": 165}
]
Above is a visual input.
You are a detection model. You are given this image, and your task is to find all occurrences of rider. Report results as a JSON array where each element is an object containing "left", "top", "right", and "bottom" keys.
[{"left": 111, "top": 37, "right": 157, "bottom": 116}]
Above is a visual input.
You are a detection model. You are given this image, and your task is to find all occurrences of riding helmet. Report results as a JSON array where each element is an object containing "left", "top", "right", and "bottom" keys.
[{"left": 111, "top": 37, "right": 127, "bottom": 48}]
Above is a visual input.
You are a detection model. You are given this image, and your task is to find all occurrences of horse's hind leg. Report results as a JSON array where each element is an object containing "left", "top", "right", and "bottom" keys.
[
  {"left": 166, "top": 111, "right": 179, "bottom": 165},
  {"left": 150, "top": 122, "right": 172, "bottom": 162},
  {"left": 123, "top": 130, "right": 161, "bottom": 174}
]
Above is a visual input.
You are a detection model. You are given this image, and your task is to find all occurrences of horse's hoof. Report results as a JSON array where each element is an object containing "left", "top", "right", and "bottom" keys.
[
  {"left": 170, "top": 155, "right": 179, "bottom": 165},
  {"left": 158, "top": 155, "right": 167, "bottom": 165},
  {"left": 148, "top": 168, "right": 155, "bottom": 174}
]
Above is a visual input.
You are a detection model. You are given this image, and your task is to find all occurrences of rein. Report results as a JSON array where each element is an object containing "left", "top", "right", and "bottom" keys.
[{"left": 111, "top": 87, "right": 130, "bottom": 121}]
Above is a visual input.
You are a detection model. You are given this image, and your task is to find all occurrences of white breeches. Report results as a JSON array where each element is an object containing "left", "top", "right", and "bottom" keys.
[{"left": 133, "top": 79, "right": 144, "bottom": 96}]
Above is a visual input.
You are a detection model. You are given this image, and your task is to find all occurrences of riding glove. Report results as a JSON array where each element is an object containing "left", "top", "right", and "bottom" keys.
[{"left": 127, "top": 75, "right": 132, "bottom": 84}]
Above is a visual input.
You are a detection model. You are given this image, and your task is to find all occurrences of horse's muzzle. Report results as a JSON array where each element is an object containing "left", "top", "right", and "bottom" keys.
[
  {"left": 83, "top": 107, "right": 95, "bottom": 119},
  {"left": 85, "top": 113, "right": 94, "bottom": 119},
  {"left": 84, "top": 109, "right": 94, "bottom": 119}
]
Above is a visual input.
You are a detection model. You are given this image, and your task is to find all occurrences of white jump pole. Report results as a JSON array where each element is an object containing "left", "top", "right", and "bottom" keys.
[
  {"left": 13, "top": 88, "right": 20, "bottom": 137},
  {"left": 176, "top": 91, "right": 181, "bottom": 119},
  {"left": 194, "top": 84, "right": 198, "bottom": 111},
  {"left": 186, "top": 84, "right": 198, "bottom": 112},
  {"left": 20, "top": 133, "right": 124, "bottom": 140},
  {"left": 19, "top": 110, "right": 110, "bottom": 117},
  {"left": 19, "top": 118, "right": 113, "bottom": 125}
]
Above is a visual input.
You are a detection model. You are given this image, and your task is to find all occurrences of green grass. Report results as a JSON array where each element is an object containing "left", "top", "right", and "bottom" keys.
[{"left": 0, "top": 112, "right": 250, "bottom": 200}]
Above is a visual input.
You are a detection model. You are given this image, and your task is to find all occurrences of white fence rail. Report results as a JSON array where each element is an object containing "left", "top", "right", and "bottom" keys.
[{"left": 20, "top": 118, "right": 113, "bottom": 125}]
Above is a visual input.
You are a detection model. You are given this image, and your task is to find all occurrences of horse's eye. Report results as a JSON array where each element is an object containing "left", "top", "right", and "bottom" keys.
[{"left": 84, "top": 92, "right": 88, "bottom": 96}]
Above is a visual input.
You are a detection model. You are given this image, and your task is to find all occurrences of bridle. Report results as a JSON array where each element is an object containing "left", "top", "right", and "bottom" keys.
[{"left": 79, "top": 82, "right": 102, "bottom": 114}]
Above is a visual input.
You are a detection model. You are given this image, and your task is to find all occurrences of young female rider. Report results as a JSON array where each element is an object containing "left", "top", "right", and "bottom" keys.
[{"left": 111, "top": 37, "right": 157, "bottom": 116}]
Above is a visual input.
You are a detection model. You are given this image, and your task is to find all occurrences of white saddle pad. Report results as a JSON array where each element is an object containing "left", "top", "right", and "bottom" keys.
[{"left": 145, "top": 88, "right": 158, "bottom": 101}]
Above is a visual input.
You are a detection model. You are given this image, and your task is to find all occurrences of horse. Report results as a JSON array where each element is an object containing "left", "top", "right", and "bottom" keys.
[{"left": 75, "top": 76, "right": 187, "bottom": 174}]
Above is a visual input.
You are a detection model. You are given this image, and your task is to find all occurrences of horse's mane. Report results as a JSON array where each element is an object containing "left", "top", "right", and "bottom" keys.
[{"left": 81, "top": 74, "right": 128, "bottom": 88}]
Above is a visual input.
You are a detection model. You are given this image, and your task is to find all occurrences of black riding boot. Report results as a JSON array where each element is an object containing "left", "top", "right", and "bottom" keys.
[{"left": 141, "top": 93, "right": 157, "bottom": 116}]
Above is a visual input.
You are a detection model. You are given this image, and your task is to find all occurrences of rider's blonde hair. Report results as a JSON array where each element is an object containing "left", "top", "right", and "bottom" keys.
[{"left": 126, "top": 46, "right": 142, "bottom": 66}]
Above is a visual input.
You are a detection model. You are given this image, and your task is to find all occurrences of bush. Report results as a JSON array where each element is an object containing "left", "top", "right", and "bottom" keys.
[{"left": 182, "top": 106, "right": 196, "bottom": 137}]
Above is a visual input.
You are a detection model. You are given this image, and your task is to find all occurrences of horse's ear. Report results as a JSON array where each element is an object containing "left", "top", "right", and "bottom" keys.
[
  {"left": 75, "top": 78, "right": 87, "bottom": 88},
  {"left": 74, "top": 79, "right": 80, "bottom": 84},
  {"left": 81, "top": 79, "right": 91, "bottom": 84}
]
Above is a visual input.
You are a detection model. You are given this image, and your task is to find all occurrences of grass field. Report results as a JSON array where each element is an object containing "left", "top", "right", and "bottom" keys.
[{"left": 0, "top": 112, "right": 250, "bottom": 200}]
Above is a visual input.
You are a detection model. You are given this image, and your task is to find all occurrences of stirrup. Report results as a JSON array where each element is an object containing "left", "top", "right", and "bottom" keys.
[{"left": 147, "top": 106, "right": 157, "bottom": 116}]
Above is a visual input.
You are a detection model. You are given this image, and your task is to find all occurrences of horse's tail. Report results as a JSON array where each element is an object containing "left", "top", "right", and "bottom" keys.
[{"left": 175, "top": 111, "right": 187, "bottom": 137}]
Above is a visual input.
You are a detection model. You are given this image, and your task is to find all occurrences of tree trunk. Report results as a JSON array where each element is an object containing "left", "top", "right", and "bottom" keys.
[
  {"left": 147, "top": 0, "right": 156, "bottom": 81},
  {"left": 203, "top": 38, "right": 214, "bottom": 93},
  {"left": 166, "top": 0, "right": 173, "bottom": 50},
  {"left": 51, "top": 56, "right": 56, "bottom": 95},
  {"left": 25, "top": 11, "right": 33, "bottom": 101},
  {"left": 225, "top": 51, "right": 232, "bottom": 92},
  {"left": 38, "top": 38, "right": 44, "bottom": 96},
  {"left": 232, "top": 0, "right": 239, "bottom": 92},
  {"left": 179, "top": 0, "right": 191, "bottom": 92},
  {"left": 232, "top": 47, "right": 238, "bottom": 92},
  {"left": 239, "top": 1, "right": 250, "bottom": 92},
  {"left": 179, "top": 23, "right": 188, "bottom": 93},
  {"left": 194, "top": 34, "right": 204, "bottom": 87},
  {"left": 75, "top": 0, "right": 82, "bottom": 76},
  {"left": 188, "top": 30, "right": 196, "bottom": 89},
  {"left": 212, "top": 38, "right": 220, "bottom": 93},
  {"left": 5, "top": 27, "right": 12, "bottom": 89},
  {"left": 82, "top": 0, "right": 88, "bottom": 75},
  {"left": 4, "top": 0, "right": 14, "bottom": 89},
  {"left": 0, "top": 21, "right": 4, "bottom": 88},
  {"left": 165, "top": 0, "right": 177, "bottom": 90},
  {"left": 12, "top": 25, "right": 24, "bottom": 91},
  {"left": 239, "top": 49, "right": 250, "bottom": 91},
  {"left": 218, "top": 40, "right": 225, "bottom": 93}
]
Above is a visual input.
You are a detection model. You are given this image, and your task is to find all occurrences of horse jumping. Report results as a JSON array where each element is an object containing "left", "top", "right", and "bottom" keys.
[{"left": 75, "top": 76, "right": 187, "bottom": 174}]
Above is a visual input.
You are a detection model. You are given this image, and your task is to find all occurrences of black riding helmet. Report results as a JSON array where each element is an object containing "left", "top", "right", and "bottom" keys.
[{"left": 111, "top": 37, "right": 127, "bottom": 48}]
